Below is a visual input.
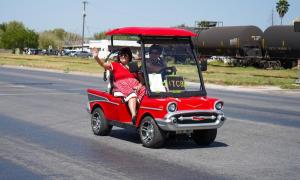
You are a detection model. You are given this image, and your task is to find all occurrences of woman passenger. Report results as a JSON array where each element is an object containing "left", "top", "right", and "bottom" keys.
[{"left": 92, "top": 47, "right": 145, "bottom": 125}]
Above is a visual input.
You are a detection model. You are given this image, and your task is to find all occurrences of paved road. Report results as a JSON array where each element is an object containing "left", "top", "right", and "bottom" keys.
[{"left": 0, "top": 67, "right": 299, "bottom": 180}]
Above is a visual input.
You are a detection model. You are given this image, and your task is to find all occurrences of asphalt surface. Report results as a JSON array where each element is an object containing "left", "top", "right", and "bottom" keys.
[{"left": 0, "top": 66, "right": 300, "bottom": 180}]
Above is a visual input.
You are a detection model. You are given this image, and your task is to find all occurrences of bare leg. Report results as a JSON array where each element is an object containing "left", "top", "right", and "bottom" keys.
[{"left": 128, "top": 97, "right": 137, "bottom": 117}]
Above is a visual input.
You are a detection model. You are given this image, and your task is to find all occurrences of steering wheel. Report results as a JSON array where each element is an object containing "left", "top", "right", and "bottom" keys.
[{"left": 158, "top": 66, "right": 177, "bottom": 76}]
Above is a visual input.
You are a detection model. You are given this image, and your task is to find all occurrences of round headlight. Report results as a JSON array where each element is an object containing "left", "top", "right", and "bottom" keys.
[
  {"left": 167, "top": 102, "right": 177, "bottom": 112},
  {"left": 215, "top": 102, "right": 223, "bottom": 110}
]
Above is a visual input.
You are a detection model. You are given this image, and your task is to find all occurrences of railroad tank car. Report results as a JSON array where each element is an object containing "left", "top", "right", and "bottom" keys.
[
  {"left": 193, "top": 26, "right": 263, "bottom": 58},
  {"left": 263, "top": 25, "right": 300, "bottom": 68}
]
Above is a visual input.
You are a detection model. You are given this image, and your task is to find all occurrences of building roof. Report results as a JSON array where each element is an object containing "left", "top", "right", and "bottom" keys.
[{"left": 105, "top": 27, "right": 197, "bottom": 37}]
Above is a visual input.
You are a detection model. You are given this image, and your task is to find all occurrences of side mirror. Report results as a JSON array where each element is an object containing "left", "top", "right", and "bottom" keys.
[
  {"left": 294, "top": 22, "right": 300, "bottom": 32},
  {"left": 128, "top": 61, "right": 139, "bottom": 73},
  {"left": 200, "top": 59, "right": 207, "bottom": 71}
]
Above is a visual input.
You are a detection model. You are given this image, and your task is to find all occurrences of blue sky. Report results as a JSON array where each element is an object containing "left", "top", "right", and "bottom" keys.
[{"left": 1, "top": 0, "right": 299, "bottom": 37}]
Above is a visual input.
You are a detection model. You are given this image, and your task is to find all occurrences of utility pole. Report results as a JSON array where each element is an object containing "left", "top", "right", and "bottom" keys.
[
  {"left": 82, "top": 1, "right": 88, "bottom": 52},
  {"left": 294, "top": 21, "right": 300, "bottom": 84},
  {"left": 272, "top": 9, "right": 274, "bottom": 26}
]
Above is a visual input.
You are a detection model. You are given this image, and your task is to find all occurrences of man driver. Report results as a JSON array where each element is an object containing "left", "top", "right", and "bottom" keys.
[{"left": 146, "top": 44, "right": 167, "bottom": 74}]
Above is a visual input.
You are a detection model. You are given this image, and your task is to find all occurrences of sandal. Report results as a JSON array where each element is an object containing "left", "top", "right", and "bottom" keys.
[{"left": 131, "top": 116, "right": 137, "bottom": 125}]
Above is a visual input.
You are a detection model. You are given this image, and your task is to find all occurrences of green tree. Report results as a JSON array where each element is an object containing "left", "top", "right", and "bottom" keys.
[
  {"left": 276, "top": 0, "right": 290, "bottom": 25},
  {"left": 52, "top": 28, "right": 66, "bottom": 40},
  {"left": 0, "top": 21, "right": 38, "bottom": 51},
  {"left": 94, "top": 31, "right": 107, "bottom": 40},
  {"left": 197, "top": 21, "right": 210, "bottom": 28},
  {"left": 0, "top": 23, "right": 7, "bottom": 32},
  {"left": 38, "top": 32, "right": 59, "bottom": 49},
  {"left": 39, "top": 29, "right": 81, "bottom": 49},
  {"left": 1, "top": 21, "right": 26, "bottom": 50},
  {"left": 0, "top": 23, "right": 7, "bottom": 48},
  {"left": 25, "top": 29, "right": 39, "bottom": 48},
  {"left": 93, "top": 31, "right": 137, "bottom": 41}
]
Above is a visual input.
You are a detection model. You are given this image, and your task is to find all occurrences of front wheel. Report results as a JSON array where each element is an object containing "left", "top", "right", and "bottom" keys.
[
  {"left": 139, "top": 116, "right": 166, "bottom": 148},
  {"left": 192, "top": 129, "right": 217, "bottom": 146},
  {"left": 91, "top": 107, "right": 112, "bottom": 136}
]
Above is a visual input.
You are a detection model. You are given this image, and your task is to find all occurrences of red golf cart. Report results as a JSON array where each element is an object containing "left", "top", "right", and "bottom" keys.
[{"left": 86, "top": 27, "right": 226, "bottom": 148}]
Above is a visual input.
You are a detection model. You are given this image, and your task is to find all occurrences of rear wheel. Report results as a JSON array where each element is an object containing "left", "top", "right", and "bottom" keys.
[
  {"left": 91, "top": 107, "right": 112, "bottom": 136},
  {"left": 192, "top": 129, "right": 217, "bottom": 146},
  {"left": 139, "top": 116, "right": 166, "bottom": 148}
]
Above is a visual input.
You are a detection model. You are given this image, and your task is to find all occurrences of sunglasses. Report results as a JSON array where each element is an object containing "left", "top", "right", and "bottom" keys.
[{"left": 120, "top": 54, "right": 129, "bottom": 58}]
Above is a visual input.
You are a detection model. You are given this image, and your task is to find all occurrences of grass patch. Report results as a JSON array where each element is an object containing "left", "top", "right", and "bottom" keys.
[
  {"left": 0, "top": 53, "right": 103, "bottom": 74},
  {"left": 0, "top": 53, "right": 299, "bottom": 89}
]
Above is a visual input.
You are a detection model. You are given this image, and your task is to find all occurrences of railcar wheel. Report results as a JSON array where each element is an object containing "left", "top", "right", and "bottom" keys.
[
  {"left": 192, "top": 129, "right": 217, "bottom": 146},
  {"left": 139, "top": 116, "right": 166, "bottom": 148},
  {"left": 91, "top": 108, "right": 112, "bottom": 136}
]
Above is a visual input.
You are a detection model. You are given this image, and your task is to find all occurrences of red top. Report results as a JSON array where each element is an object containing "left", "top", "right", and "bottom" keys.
[
  {"left": 111, "top": 62, "right": 137, "bottom": 81},
  {"left": 106, "top": 27, "right": 197, "bottom": 37}
]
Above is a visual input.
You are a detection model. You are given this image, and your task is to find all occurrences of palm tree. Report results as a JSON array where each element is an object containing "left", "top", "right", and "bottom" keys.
[{"left": 276, "top": 0, "right": 290, "bottom": 25}]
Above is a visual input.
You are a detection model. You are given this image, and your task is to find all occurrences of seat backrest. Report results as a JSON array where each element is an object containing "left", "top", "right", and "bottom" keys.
[
  {"left": 104, "top": 70, "right": 114, "bottom": 94},
  {"left": 106, "top": 70, "right": 127, "bottom": 99}
]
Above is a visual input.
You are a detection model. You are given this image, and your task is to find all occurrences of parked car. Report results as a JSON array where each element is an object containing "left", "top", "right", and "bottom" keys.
[
  {"left": 86, "top": 27, "right": 226, "bottom": 148},
  {"left": 72, "top": 51, "right": 92, "bottom": 58},
  {"left": 64, "top": 50, "right": 77, "bottom": 56},
  {"left": 41, "top": 49, "right": 59, "bottom": 56},
  {"left": 27, "top": 48, "right": 42, "bottom": 55}
]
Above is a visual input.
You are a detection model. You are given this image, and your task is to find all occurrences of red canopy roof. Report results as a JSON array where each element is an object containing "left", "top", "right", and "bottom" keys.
[{"left": 105, "top": 27, "right": 197, "bottom": 37}]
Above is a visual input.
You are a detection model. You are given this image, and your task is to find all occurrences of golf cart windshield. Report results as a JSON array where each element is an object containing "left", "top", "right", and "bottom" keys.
[{"left": 142, "top": 38, "right": 205, "bottom": 97}]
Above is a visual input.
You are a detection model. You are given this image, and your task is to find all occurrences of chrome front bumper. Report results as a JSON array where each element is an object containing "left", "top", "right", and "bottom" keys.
[{"left": 155, "top": 110, "right": 226, "bottom": 132}]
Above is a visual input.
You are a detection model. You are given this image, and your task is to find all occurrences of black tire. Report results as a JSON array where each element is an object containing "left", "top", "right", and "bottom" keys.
[
  {"left": 139, "top": 116, "right": 166, "bottom": 148},
  {"left": 192, "top": 129, "right": 217, "bottom": 146},
  {"left": 91, "top": 107, "right": 112, "bottom": 136}
]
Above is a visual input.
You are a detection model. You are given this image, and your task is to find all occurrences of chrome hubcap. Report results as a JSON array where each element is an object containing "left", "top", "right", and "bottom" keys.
[
  {"left": 141, "top": 121, "right": 154, "bottom": 143},
  {"left": 92, "top": 112, "right": 101, "bottom": 131}
]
